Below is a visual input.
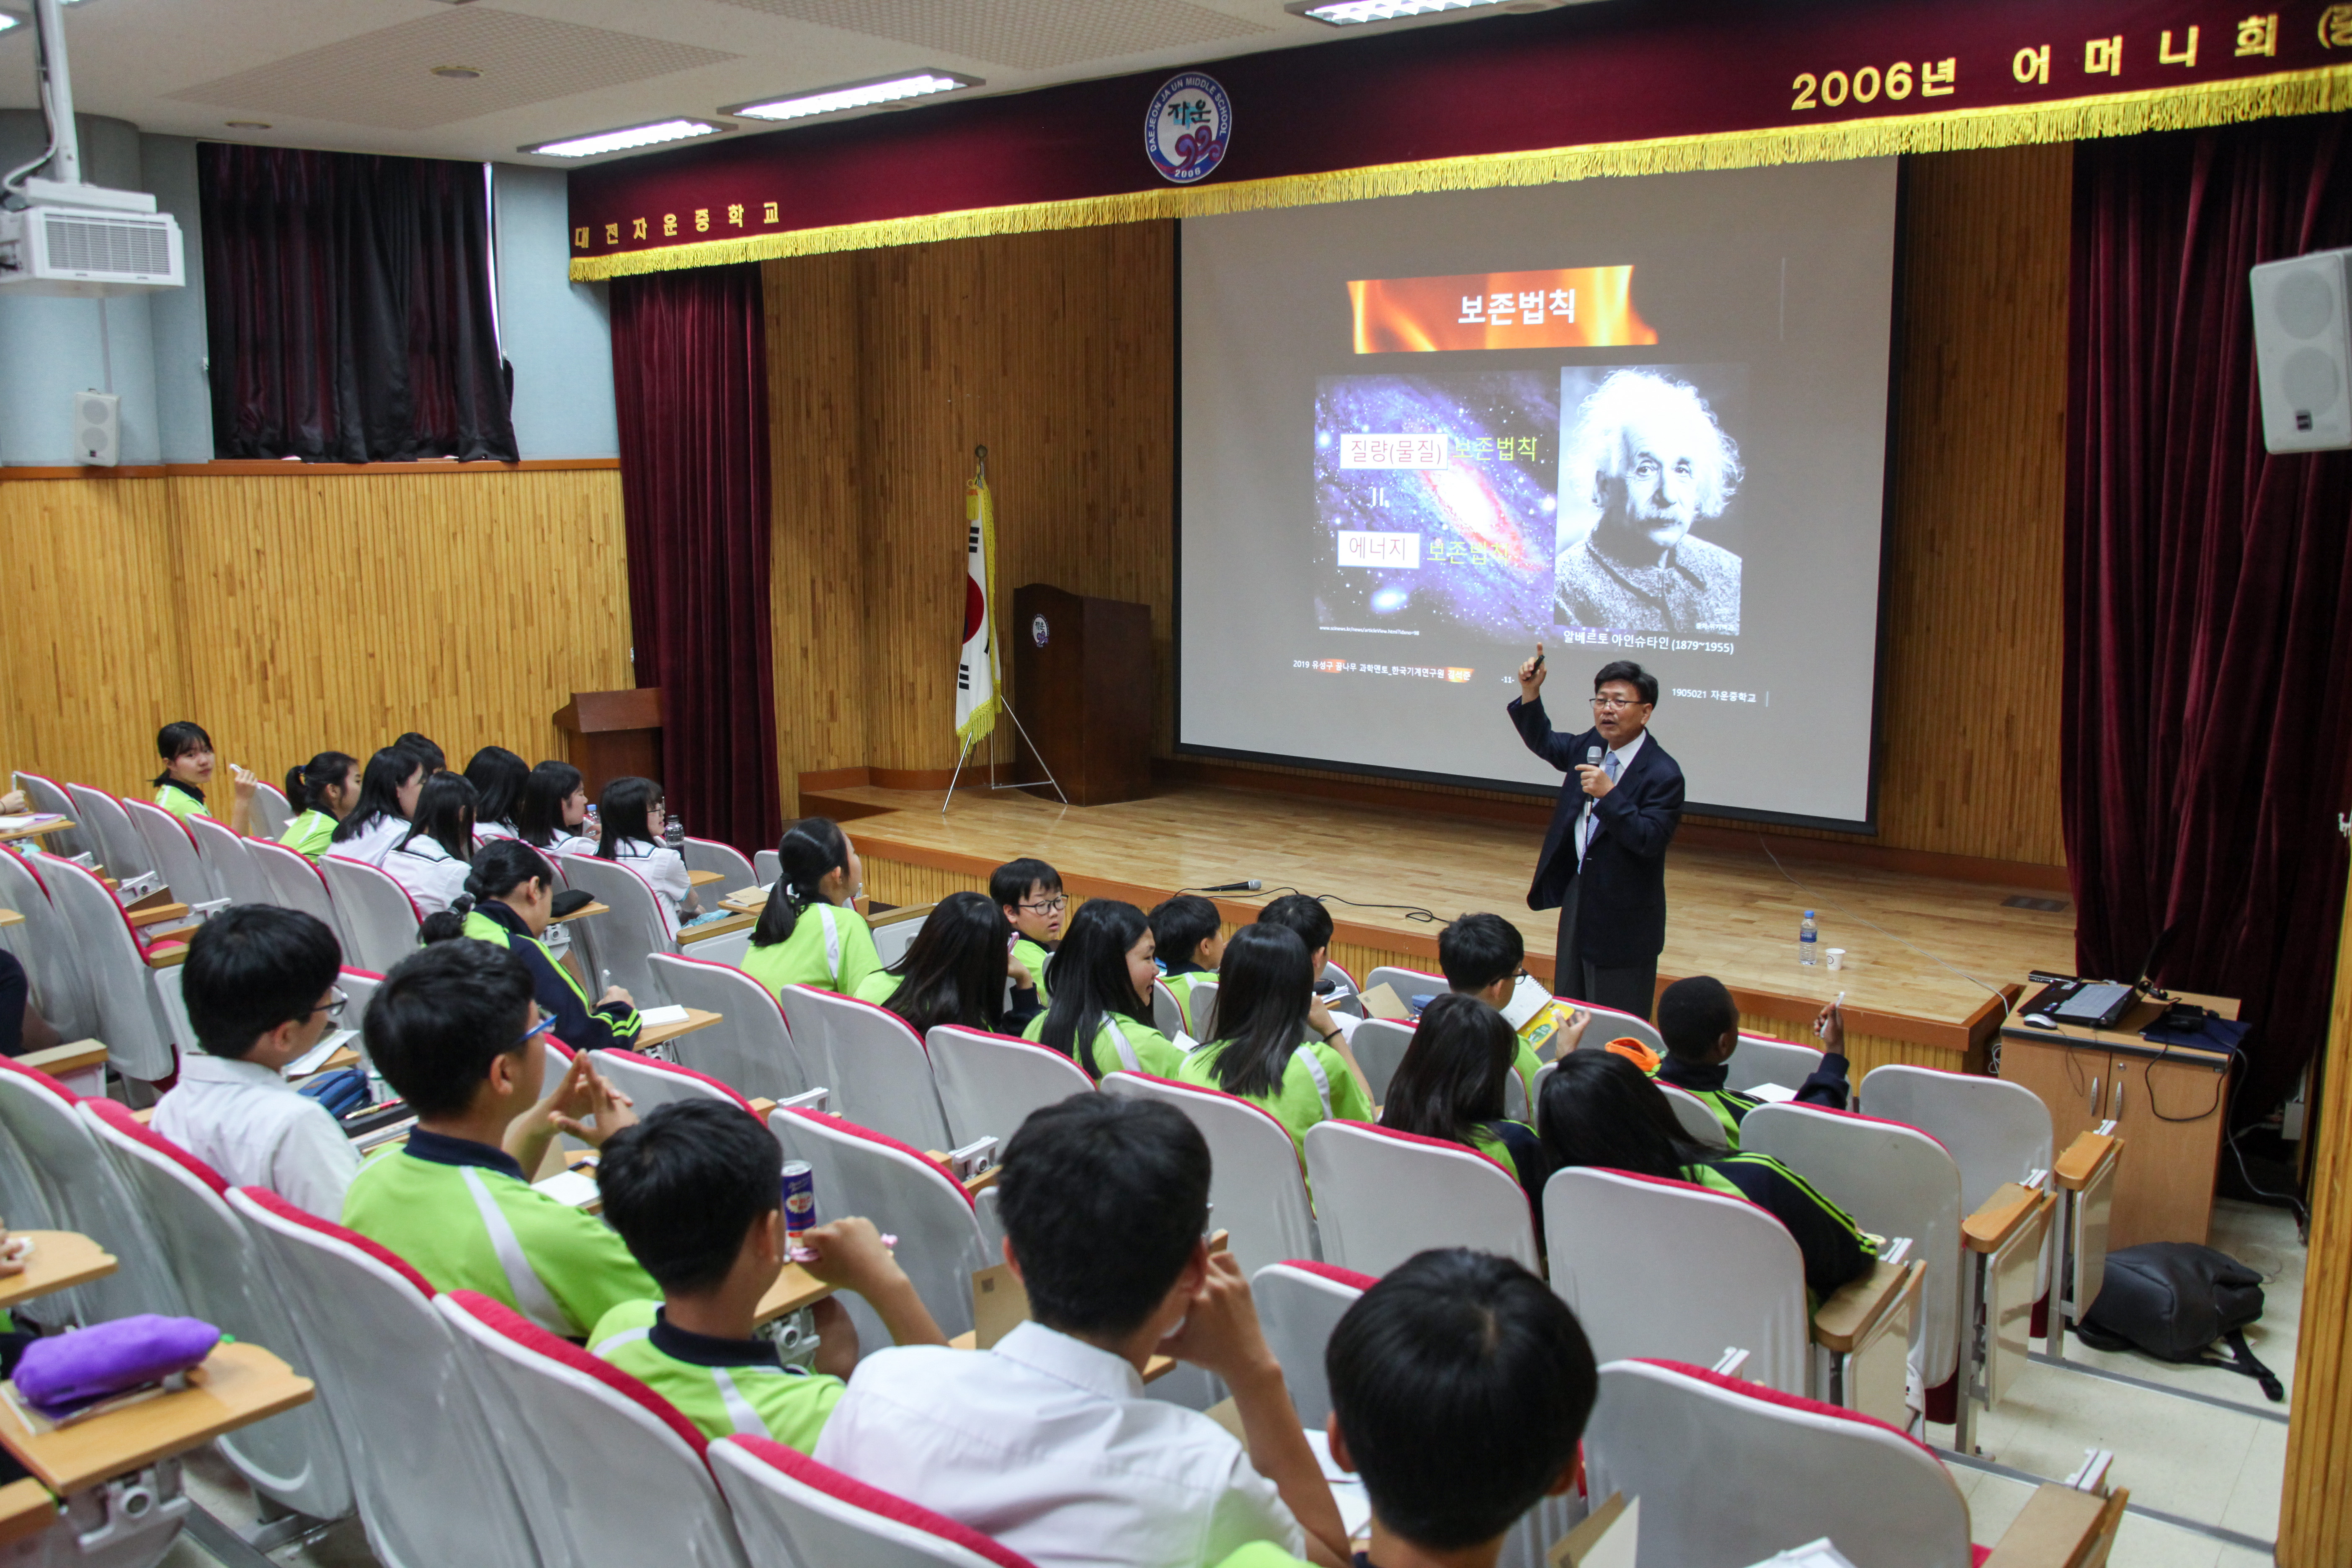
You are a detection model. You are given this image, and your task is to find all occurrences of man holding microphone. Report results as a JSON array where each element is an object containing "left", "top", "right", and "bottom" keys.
[{"left": 1507, "top": 646, "right": 1685, "bottom": 1020}]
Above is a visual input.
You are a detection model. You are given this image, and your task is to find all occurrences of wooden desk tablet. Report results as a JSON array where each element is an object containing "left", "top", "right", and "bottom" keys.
[
  {"left": 944, "top": 1331, "right": 1182, "bottom": 1383},
  {"left": 124, "top": 902, "right": 191, "bottom": 930},
  {"left": 0, "top": 1233, "right": 116, "bottom": 1312},
  {"left": 1811, "top": 1259, "right": 1922, "bottom": 1354},
  {"left": 753, "top": 1264, "right": 834, "bottom": 1326},
  {"left": 0, "top": 820, "right": 74, "bottom": 846},
  {"left": 0, "top": 1343, "right": 313, "bottom": 1496},
  {"left": 0, "top": 1478, "right": 54, "bottom": 1546},
  {"left": 720, "top": 888, "right": 767, "bottom": 916},
  {"left": 679, "top": 912, "right": 755, "bottom": 945},
  {"left": 0, "top": 908, "right": 21, "bottom": 930},
  {"left": 550, "top": 901, "right": 609, "bottom": 923},
  {"left": 687, "top": 869, "right": 725, "bottom": 889},
  {"left": 639, "top": 1007, "right": 721, "bottom": 1050},
  {"left": 15, "top": 1040, "right": 107, "bottom": 1083}
]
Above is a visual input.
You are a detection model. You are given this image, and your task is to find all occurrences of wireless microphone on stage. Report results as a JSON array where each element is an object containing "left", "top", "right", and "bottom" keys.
[{"left": 1198, "top": 879, "right": 1262, "bottom": 893}]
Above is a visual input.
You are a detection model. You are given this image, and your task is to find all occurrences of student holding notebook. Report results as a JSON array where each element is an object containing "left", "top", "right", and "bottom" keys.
[
  {"left": 1653, "top": 976, "right": 1849, "bottom": 1148},
  {"left": 1022, "top": 898, "right": 1182, "bottom": 1080},
  {"left": 151, "top": 721, "right": 257, "bottom": 832},
  {"left": 278, "top": 751, "right": 359, "bottom": 860},
  {"left": 743, "top": 817, "right": 881, "bottom": 1000},
  {"left": 1177, "top": 923, "right": 1371, "bottom": 1155},
  {"left": 329, "top": 747, "right": 425, "bottom": 867}
]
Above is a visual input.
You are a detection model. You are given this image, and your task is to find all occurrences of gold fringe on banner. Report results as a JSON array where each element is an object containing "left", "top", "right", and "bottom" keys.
[{"left": 571, "top": 64, "right": 2352, "bottom": 281}]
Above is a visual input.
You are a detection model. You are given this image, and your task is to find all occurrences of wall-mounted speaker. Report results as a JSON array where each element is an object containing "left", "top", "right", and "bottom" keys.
[
  {"left": 2251, "top": 248, "right": 2352, "bottom": 453},
  {"left": 73, "top": 390, "right": 119, "bottom": 467}
]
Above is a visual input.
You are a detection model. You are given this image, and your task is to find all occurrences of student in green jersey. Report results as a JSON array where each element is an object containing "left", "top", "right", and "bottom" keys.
[
  {"left": 1148, "top": 894, "right": 1224, "bottom": 1036},
  {"left": 152, "top": 721, "right": 257, "bottom": 831},
  {"left": 1653, "top": 975, "right": 1850, "bottom": 1148},
  {"left": 990, "top": 857, "right": 1065, "bottom": 1007},
  {"left": 1023, "top": 898, "right": 1182, "bottom": 1081},
  {"left": 342, "top": 940, "right": 650, "bottom": 1338},
  {"left": 1178, "top": 923, "right": 1372, "bottom": 1155},
  {"left": 856, "top": 890, "right": 1038, "bottom": 1034},
  {"left": 590, "top": 1100, "right": 945, "bottom": 1449},
  {"left": 418, "top": 838, "right": 642, "bottom": 1053},
  {"left": 1539, "top": 1050, "right": 1871, "bottom": 1301},
  {"left": 1378, "top": 995, "right": 1549, "bottom": 1209},
  {"left": 743, "top": 818, "right": 881, "bottom": 1001},
  {"left": 278, "top": 751, "right": 359, "bottom": 860},
  {"left": 1436, "top": 913, "right": 1592, "bottom": 1101}
]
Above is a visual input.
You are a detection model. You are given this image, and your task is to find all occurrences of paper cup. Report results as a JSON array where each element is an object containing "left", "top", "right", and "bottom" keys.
[{"left": 1825, "top": 948, "right": 1845, "bottom": 970}]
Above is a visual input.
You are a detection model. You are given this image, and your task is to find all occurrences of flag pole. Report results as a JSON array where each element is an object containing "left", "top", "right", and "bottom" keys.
[{"left": 944, "top": 445, "right": 1065, "bottom": 814}]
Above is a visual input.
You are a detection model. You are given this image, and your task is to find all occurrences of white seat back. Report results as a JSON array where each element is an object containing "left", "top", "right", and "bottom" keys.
[
  {"left": 1320, "top": 959, "right": 1362, "bottom": 1017},
  {"left": 1345, "top": 1017, "right": 1416, "bottom": 1104},
  {"left": 82, "top": 1101, "right": 353, "bottom": 1521},
  {"left": 1188, "top": 977, "right": 1220, "bottom": 1033},
  {"left": 1545, "top": 1166, "right": 1808, "bottom": 1394},
  {"left": 870, "top": 905, "right": 932, "bottom": 970},
  {"left": 230, "top": 1187, "right": 543, "bottom": 1568},
  {"left": 1657, "top": 1081, "right": 1731, "bottom": 1149},
  {"left": 153, "top": 962, "right": 195, "bottom": 1055},
  {"left": 1584, "top": 1358, "right": 1973, "bottom": 1568},
  {"left": 754, "top": 849, "right": 780, "bottom": 885},
  {"left": 647, "top": 953, "right": 815, "bottom": 1099},
  {"left": 249, "top": 835, "right": 348, "bottom": 944},
  {"left": 1305, "top": 1120, "right": 1538, "bottom": 1275},
  {"left": 1150, "top": 979, "right": 1186, "bottom": 1039},
  {"left": 187, "top": 811, "right": 274, "bottom": 906},
  {"left": 124, "top": 794, "right": 217, "bottom": 904},
  {"left": 0, "top": 1057, "right": 185, "bottom": 1322},
  {"left": 1728, "top": 1033, "right": 1828, "bottom": 1094},
  {"left": 65, "top": 782, "right": 149, "bottom": 881},
  {"left": 248, "top": 780, "right": 295, "bottom": 841},
  {"left": 0, "top": 846, "right": 96, "bottom": 1039},
  {"left": 318, "top": 854, "right": 423, "bottom": 975},
  {"left": 1744, "top": 1101, "right": 1965, "bottom": 1395},
  {"left": 775, "top": 985, "right": 950, "bottom": 1150},
  {"left": 558, "top": 853, "right": 677, "bottom": 1006},
  {"left": 926, "top": 1024, "right": 1094, "bottom": 1148},
  {"left": 591, "top": 1048, "right": 759, "bottom": 1117},
  {"left": 687, "top": 925, "right": 756, "bottom": 967},
  {"left": 1099, "top": 1071, "right": 1317, "bottom": 1279},
  {"left": 711, "top": 1436, "right": 1042, "bottom": 1568},
  {"left": 1572, "top": 1003, "right": 1668, "bottom": 1059},
  {"left": 37, "top": 850, "right": 179, "bottom": 1080},
  {"left": 1531, "top": 1059, "right": 1558, "bottom": 1132},
  {"left": 681, "top": 837, "right": 758, "bottom": 900},
  {"left": 769, "top": 1108, "right": 993, "bottom": 1346},
  {"left": 340, "top": 965, "right": 385, "bottom": 1037},
  {"left": 1859, "top": 1065, "right": 2053, "bottom": 1213},
  {"left": 11, "top": 771, "right": 90, "bottom": 859},
  {"left": 1251, "top": 1261, "right": 1372, "bottom": 1429},
  {"left": 436, "top": 1291, "right": 749, "bottom": 1568}
]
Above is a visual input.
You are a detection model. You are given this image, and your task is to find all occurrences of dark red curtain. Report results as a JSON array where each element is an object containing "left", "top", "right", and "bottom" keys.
[
  {"left": 609, "top": 263, "right": 782, "bottom": 855},
  {"left": 198, "top": 144, "right": 515, "bottom": 462},
  {"left": 2065, "top": 114, "right": 2352, "bottom": 1118}
]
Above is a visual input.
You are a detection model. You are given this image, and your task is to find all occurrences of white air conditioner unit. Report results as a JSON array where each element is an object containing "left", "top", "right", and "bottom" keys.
[{"left": 0, "top": 204, "right": 185, "bottom": 296}]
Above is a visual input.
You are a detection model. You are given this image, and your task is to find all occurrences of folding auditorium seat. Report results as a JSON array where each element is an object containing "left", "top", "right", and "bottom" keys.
[
  {"left": 1185, "top": 977, "right": 1220, "bottom": 1033},
  {"left": 1303, "top": 1120, "right": 1538, "bottom": 1275},
  {"left": 0, "top": 1056, "right": 184, "bottom": 1322},
  {"left": 436, "top": 1291, "right": 751, "bottom": 1568},
  {"left": 710, "top": 1436, "right": 1042, "bottom": 1568},
  {"left": 81, "top": 1101, "right": 354, "bottom": 1524},
  {"left": 229, "top": 1188, "right": 544, "bottom": 1568},
  {"left": 317, "top": 853, "right": 423, "bottom": 974},
  {"left": 0, "top": 844, "right": 97, "bottom": 1040},
  {"left": 769, "top": 1107, "right": 995, "bottom": 1350},
  {"left": 186, "top": 811, "right": 273, "bottom": 906},
  {"left": 248, "top": 777, "right": 295, "bottom": 840},
  {"left": 36, "top": 851, "right": 184, "bottom": 1082},
  {"left": 1728, "top": 1031, "right": 1830, "bottom": 1094},
  {"left": 10, "top": 769, "right": 89, "bottom": 858},
  {"left": 1099, "top": 1072, "right": 1317, "bottom": 1278},
  {"left": 1344, "top": 1017, "right": 1415, "bottom": 1104},
  {"left": 64, "top": 781, "right": 149, "bottom": 880},
  {"left": 123, "top": 795, "right": 218, "bottom": 905},
  {"left": 681, "top": 836, "right": 759, "bottom": 900},
  {"left": 1568, "top": 1001, "right": 1667, "bottom": 1059},
  {"left": 339, "top": 965, "right": 385, "bottom": 1033},
  {"left": 561, "top": 852, "right": 749, "bottom": 1003},
  {"left": 248, "top": 834, "right": 348, "bottom": 945},
  {"left": 754, "top": 848, "right": 781, "bottom": 885},
  {"left": 591, "top": 1048, "right": 760, "bottom": 1118},
  {"left": 1583, "top": 1358, "right": 2126, "bottom": 1568},
  {"left": 1364, "top": 962, "right": 1445, "bottom": 1006},
  {"left": 775, "top": 985, "right": 952, "bottom": 1150},
  {"left": 648, "top": 951, "right": 819, "bottom": 1099},
  {"left": 1251, "top": 1261, "right": 1373, "bottom": 1428},
  {"left": 1656, "top": 1080, "right": 1733, "bottom": 1149},
  {"left": 1320, "top": 959, "right": 1363, "bottom": 1017},
  {"left": 925, "top": 1024, "right": 1093, "bottom": 1148},
  {"left": 869, "top": 903, "right": 933, "bottom": 970}
]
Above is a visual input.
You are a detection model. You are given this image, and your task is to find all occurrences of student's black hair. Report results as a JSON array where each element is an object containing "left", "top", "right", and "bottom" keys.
[
  {"left": 1148, "top": 895, "right": 1221, "bottom": 971},
  {"left": 182, "top": 905, "right": 342, "bottom": 1061},
  {"left": 397, "top": 772, "right": 478, "bottom": 861},
  {"left": 594, "top": 776, "right": 665, "bottom": 860},
  {"left": 1034, "top": 899, "right": 1153, "bottom": 1079},
  {"left": 751, "top": 817, "right": 852, "bottom": 949},
  {"left": 989, "top": 857, "right": 1063, "bottom": 913},
  {"left": 1256, "top": 892, "right": 1334, "bottom": 957},
  {"left": 283, "top": 751, "right": 358, "bottom": 817},
  {"left": 596, "top": 1101, "right": 782, "bottom": 1295},
  {"left": 1380, "top": 994, "right": 1515, "bottom": 1150},
  {"left": 392, "top": 732, "right": 447, "bottom": 774},
  {"left": 363, "top": 939, "right": 536, "bottom": 1119},
  {"left": 152, "top": 721, "right": 213, "bottom": 787},
  {"left": 514, "top": 761, "right": 585, "bottom": 849},
  {"left": 878, "top": 891, "right": 1012, "bottom": 1036},
  {"left": 1439, "top": 911, "right": 1524, "bottom": 994},
  {"left": 1593, "top": 659, "right": 1658, "bottom": 706},
  {"left": 998, "top": 1093, "right": 1210, "bottom": 1336},
  {"left": 1328, "top": 1249, "right": 1597, "bottom": 1549},
  {"left": 1536, "top": 1049, "right": 1706, "bottom": 1179},
  {"left": 1199, "top": 923, "right": 1315, "bottom": 1099},
  {"left": 418, "top": 839, "right": 553, "bottom": 944},
  {"left": 332, "top": 748, "right": 423, "bottom": 843},
  {"left": 462, "top": 747, "right": 529, "bottom": 828},
  {"left": 1656, "top": 974, "right": 1739, "bottom": 1063}
]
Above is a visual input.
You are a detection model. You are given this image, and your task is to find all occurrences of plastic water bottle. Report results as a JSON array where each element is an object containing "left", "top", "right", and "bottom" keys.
[
  {"left": 665, "top": 812, "right": 686, "bottom": 852},
  {"left": 1799, "top": 910, "right": 1819, "bottom": 966}
]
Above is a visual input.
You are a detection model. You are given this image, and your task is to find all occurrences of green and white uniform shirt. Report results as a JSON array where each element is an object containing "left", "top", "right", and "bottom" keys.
[
  {"left": 589, "top": 1300, "right": 846, "bottom": 1451},
  {"left": 744, "top": 900, "right": 882, "bottom": 1001}
]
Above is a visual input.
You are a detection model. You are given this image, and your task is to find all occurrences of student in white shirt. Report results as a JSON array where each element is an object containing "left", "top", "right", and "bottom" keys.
[
  {"left": 150, "top": 906, "right": 360, "bottom": 1219},
  {"left": 329, "top": 747, "right": 426, "bottom": 867},
  {"left": 814, "top": 1094, "right": 1351, "bottom": 1568},
  {"left": 384, "top": 773, "right": 477, "bottom": 917},
  {"left": 515, "top": 761, "right": 598, "bottom": 859},
  {"left": 596, "top": 775, "right": 700, "bottom": 936},
  {"left": 464, "top": 746, "right": 529, "bottom": 841}
]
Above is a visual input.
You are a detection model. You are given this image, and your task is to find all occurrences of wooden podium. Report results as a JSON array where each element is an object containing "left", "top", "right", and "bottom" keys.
[
  {"left": 1010, "top": 585, "right": 1151, "bottom": 807},
  {"left": 554, "top": 688, "right": 663, "bottom": 799}
]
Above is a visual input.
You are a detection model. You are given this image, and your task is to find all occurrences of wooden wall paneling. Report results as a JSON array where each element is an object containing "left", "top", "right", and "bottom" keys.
[{"left": 2281, "top": 855, "right": 2352, "bottom": 1565}]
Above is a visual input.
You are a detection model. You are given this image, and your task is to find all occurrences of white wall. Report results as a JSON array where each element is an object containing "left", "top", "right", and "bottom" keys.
[{"left": 495, "top": 162, "right": 618, "bottom": 460}]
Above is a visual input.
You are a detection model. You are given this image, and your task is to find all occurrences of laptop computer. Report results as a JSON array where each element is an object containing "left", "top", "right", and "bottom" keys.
[{"left": 2029, "top": 926, "right": 2176, "bottom": 1030}]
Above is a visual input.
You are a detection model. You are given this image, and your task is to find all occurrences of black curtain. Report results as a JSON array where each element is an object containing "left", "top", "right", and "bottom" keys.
[{"left": 199, "top": 144, "right": 516, "bottom": 462}]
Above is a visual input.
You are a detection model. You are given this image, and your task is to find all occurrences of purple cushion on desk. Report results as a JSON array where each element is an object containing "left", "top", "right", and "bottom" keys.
[{"left": 13, "top": 1315, "right": 219, "bottom": 1416}]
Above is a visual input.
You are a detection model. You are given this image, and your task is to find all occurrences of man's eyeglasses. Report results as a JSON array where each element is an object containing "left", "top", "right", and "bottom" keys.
[
  {"left": 1589, "top": 696, "right": 1648, "bottom": 711},
  {"left": 309, "top": 988, "right": 349, "bottom": 1024},
  {"left": 1018, "top": 896, "right": 1070, "bottom": 915}
]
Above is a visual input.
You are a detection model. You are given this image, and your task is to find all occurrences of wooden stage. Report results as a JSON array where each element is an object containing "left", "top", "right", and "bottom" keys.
[{"left": 815, "top": 780, "right": 2078, "bottom": 1078}]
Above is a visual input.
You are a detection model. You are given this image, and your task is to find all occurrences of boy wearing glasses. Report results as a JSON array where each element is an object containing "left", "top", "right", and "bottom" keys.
[
  {"left": 992, "top": 857, "right": 1068, "bottom": 1006},
  {"left": 154, "top": 906, "right": 363, "bottom": 1219},
  {"left": 343, "top": 941, "right": 651, "bottom": 1338}
]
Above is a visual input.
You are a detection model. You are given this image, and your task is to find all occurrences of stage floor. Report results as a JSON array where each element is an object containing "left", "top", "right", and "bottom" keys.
[{"left": 818, "top": 780, "right": 2076, "bottom": 1065}]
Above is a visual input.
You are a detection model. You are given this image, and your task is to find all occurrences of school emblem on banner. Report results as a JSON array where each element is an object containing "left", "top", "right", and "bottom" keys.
[{"left": 1147, "top": 72, "right": 1231, "bottom": 185}]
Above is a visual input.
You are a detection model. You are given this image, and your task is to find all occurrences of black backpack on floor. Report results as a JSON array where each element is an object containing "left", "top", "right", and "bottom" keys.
[{"left": 2073, "top": 1242, "right": 2283, "bottom": 1401}]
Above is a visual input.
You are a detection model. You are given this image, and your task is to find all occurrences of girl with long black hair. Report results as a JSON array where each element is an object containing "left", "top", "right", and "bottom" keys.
[
  {"left": 278, "top": 751, "right": 359, "bottom": 860},
  {"left": 854, "top": 890, "right": 1039, "bottom": 1036},
  {"left": 1022, "top": 898, "right": 1181, "bottom": 1080},
  {"left": 514, "top": 761, "right": 596, "bottom": 856},
  {"left": 742, "top": 817, "right": 880, "bottom": 999},
  {"left": 385, "top": 773, "right": 477, "bottom": 916},
  {"left": 595, "top": 776, "right": 699, "bottom": 936},
  {"left": 1380, "top": 994, "right": 1548, "bottom": 1204},
  {"left": 152, "top": 721, "right": 257, "bottom": 832},
  {"left": 1175, "top": 923, "right": 1371, "bottom": 1153},
  {"left": 328, "top": 747, "right": 424, "bottom": 866},
  {"left": 463, "top": 747, "right": 530, "bottom": 841},
  {"left": 419, "top": 838, "right": 643, "bottom": 1052}
]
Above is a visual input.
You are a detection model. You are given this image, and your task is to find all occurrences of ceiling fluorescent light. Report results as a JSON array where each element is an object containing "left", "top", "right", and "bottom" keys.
[
  {"left": 524, "top": 118, "right": 729, "bottom": 159},
  {"left": 1288, "top": 0, "right": 1560, "bottom": 24},
  {"left": 0, "top": 13, "right": 19, "bottom": 30},
  {"left": 723, "top": 70, "right": 981, "bottom": 124}
]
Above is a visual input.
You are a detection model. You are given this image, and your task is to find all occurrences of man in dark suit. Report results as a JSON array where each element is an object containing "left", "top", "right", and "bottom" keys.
[{"left": 1506, "top": 648, "right": 1684, "bottom": 1019}]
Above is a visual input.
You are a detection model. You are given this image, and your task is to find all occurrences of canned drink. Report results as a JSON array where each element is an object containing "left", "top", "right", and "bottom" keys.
[{"left": 781, "top": 1161, "right": 816, "bottom": 1244}]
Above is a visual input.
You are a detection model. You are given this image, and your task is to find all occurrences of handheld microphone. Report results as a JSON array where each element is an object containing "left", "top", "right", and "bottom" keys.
[
  {"left": 1197, "top": 879, "right": 1263, "bottom": 893},
  {"left": 1584, "top": 745, "right": 1602, "bottom": 766}
]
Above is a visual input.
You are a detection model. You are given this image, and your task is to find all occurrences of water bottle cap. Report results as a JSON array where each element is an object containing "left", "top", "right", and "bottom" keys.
[{"left": 1804, "top": 910, "right": 1816, "bottom": 917}]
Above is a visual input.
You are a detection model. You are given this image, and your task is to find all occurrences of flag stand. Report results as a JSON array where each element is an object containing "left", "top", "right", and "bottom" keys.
[{"left": 944, "top": 444, "right": 1066, "bottom": 816}]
